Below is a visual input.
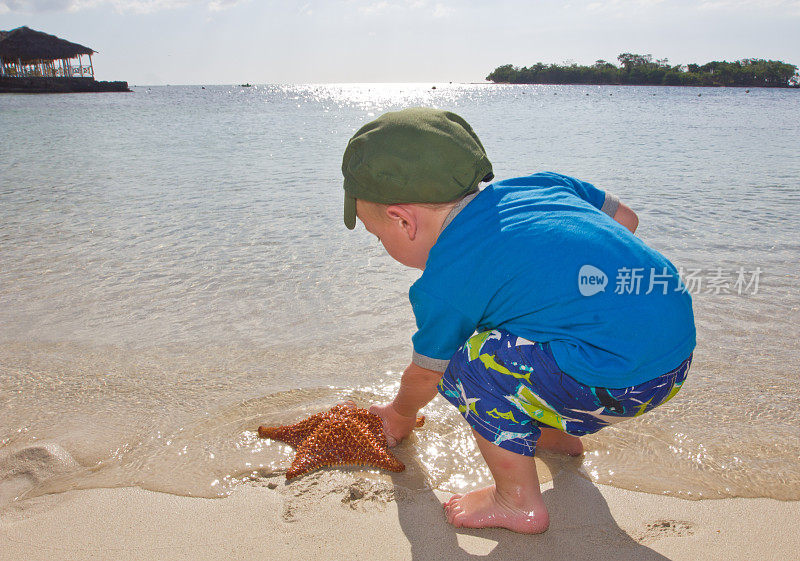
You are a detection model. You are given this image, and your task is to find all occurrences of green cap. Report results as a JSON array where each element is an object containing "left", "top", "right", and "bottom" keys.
[{"left": 341, "top": 107, "right": 493, "bottom": 230}]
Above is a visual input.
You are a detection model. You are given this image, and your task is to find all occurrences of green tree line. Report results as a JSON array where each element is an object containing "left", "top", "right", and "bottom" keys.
[{"left": 486, "top": 54, "right": 799, "bottom": 88}]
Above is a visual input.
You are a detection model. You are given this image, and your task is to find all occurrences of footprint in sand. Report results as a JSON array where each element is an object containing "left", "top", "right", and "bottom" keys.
[
  {"left": 0, "top": 442, "right": 79, "bottom": 507},
  {"left": 637, "top": 519, "right": 694, "bottom": 542}
]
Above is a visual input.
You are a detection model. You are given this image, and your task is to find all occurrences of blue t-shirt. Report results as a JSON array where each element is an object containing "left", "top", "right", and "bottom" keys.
[{"left": 409, "top": 172, "right": 696, "bottom": 388}]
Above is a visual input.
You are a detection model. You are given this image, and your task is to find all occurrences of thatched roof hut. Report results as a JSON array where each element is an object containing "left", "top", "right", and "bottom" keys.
[
  {"left": 0, "top": 26, "right": 96, "bottom": 79},
  {"left": 0, "top": 26, "right": 95, "bottom": 62}
]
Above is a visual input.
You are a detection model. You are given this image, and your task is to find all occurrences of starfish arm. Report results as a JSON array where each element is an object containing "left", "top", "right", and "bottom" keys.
[{"left": 257, "top": 410, "right": 328, "bottom": 447}]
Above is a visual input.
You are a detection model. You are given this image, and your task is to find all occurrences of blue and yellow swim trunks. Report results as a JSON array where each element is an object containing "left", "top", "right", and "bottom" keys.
[{"left": 438, "top": 329, "right": 692, "bottom": 457}]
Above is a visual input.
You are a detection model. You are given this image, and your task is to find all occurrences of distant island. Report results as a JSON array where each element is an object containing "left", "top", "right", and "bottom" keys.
[{"left": 487, "top": 54, "right": 799, "bottom": 88}]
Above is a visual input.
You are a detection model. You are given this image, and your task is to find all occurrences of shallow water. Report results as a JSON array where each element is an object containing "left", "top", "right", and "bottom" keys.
[{"left": 1, "top": 83, "right": 798, "bottom": 505}]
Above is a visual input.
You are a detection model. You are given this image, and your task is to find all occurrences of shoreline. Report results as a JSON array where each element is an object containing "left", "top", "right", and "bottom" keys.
[{"left": 2, "top": 469, "right": 798, "bottom": 561}]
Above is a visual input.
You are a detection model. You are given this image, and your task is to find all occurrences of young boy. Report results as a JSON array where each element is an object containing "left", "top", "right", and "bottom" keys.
[{"left": 341, "top": 107, "right": 695, "bottom": 534}]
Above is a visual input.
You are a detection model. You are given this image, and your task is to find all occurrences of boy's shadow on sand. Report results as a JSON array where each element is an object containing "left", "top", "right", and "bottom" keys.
[{"left": 393, "top": 454, "right": 670, "bottom": 561}]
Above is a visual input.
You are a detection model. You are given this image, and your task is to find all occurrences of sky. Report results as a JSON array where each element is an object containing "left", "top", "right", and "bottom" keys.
[{"left": 1, "top": 0, "right": 799, "bottom": 84}]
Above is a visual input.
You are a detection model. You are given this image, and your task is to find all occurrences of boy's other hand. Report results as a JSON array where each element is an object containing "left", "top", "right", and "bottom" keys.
[
  {"left": 613, "top": 202, "right": 639, "bottom": 233},
  {"left": 369, "top": 403, "right": 419, "bottom": 447}
]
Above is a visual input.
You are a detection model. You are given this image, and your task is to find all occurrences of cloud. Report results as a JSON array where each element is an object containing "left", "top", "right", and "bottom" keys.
[
  {"left": 1, "top": 0, "right": 73, "bottom": 12},
  {"left": 0, "top": 0, "right": 454, "bottom": 16},
  {"left": 354, "top": 0, "right": 453, "bottom": 18},
  {"left": 0, "top": 0, "right": 248, "bottom": 14},
  {"left": 432, "top": 2, "right": 451, "bottom": 17},
  {"left": 207, "top": 0, "right": 246, "bottom": 11},
  {"left": 357, "top": 1, "right": 389, "bottom": 15},
  {"left": 698, "top": 0, "right": 800, "bottom": 12},
  {"left": 585, "top": 0, "right": 665, "bottom": 13},
  {"left": 582, "top": 0, "right": 800, "bottom": 14}
]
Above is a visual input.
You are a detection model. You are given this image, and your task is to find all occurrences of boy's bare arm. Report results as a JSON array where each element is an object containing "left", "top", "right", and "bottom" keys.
[
  {"left": 369, "top": 361, "right": 442, "bottom": 446},
  {"left": 392, "top": 361, "right": 443, "bottom": 416},
  {"left": 613, "top": 201, "right": 639, "bottom": 233}
]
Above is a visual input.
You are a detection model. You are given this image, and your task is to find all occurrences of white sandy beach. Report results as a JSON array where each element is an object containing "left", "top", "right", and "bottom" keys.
[{"left": 2, "top": 468, "right": 798, "bottom": 561}]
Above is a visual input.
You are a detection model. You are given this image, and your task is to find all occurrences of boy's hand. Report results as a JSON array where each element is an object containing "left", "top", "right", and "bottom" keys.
[
  {"left": 613, "top": 202, "right": 639, "bottom": 233},
  {"left": 370, "top": 360, "right": 441, "bottom": 446},
  {"left": 369, "top": 403, "right": 419, "bottom": 447}
]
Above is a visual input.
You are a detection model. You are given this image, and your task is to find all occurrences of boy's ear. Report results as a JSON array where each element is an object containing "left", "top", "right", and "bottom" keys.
[{"left": 386, "top": 204, "right": 418, "bottom": 241}]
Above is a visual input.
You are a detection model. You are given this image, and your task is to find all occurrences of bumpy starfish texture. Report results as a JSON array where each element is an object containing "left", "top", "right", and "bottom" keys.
[{"left": 258, "top": 403, "right": 424, "bottom": 479}]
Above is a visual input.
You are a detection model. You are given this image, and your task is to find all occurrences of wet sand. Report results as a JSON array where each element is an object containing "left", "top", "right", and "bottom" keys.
[{"left": 2, "top": 468, "right": 798, "bottom": 561}]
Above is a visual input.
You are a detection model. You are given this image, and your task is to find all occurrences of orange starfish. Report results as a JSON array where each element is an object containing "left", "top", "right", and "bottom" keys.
[{"left": 258, "top": 403, "right": 424, "bottom": 479}]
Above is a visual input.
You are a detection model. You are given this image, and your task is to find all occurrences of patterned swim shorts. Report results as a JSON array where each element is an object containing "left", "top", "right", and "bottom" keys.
[{"left": 438, "top": 329, "right": 692, "bottom": 457}]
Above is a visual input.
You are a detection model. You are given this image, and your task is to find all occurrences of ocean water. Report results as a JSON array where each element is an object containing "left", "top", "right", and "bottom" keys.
[{"left": 1, "top": 83, "right": 798, "bottom": 506}]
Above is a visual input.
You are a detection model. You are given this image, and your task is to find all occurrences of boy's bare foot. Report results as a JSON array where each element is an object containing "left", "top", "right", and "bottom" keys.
[
  {"left": 536, "top": 427, "right": 584, "bottom": 456},
  {"left": 443, "top": 485, "right": 550, "bottom": 534}
]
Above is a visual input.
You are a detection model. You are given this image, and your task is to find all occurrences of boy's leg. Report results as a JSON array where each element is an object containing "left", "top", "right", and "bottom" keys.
[
  {"left": 536, "top": 426, "right": 584, "bottom": 456},
  {"left": 443, "top": 429, "right": 550, "bottom": 534}
]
